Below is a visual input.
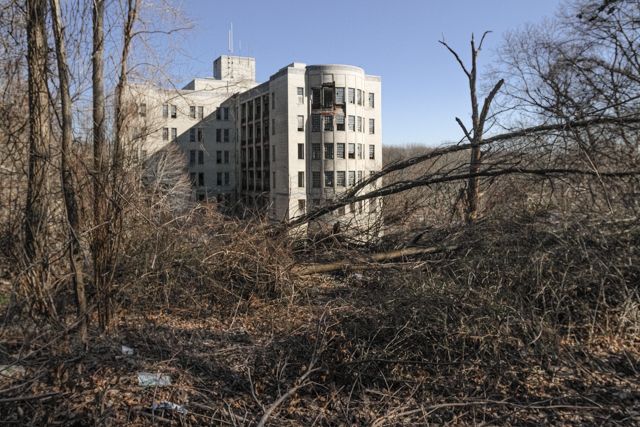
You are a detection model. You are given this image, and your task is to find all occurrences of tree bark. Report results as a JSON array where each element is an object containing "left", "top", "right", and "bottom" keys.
[
  {"left": 50, "top": 0, "right": 87, "bottom": 342},
  {"left": 24, "top": 0, "right": 55, "bottom": 318}
]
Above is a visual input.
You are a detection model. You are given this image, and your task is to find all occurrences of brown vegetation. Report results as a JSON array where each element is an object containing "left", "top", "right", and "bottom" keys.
[{"left": 0, "top": 0, "right": 639, "bottom": 425}]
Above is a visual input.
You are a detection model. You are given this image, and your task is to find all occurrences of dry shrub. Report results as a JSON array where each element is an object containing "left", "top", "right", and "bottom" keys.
[{"left": 115, "top": 204, "right": 296, "bottom": 313}]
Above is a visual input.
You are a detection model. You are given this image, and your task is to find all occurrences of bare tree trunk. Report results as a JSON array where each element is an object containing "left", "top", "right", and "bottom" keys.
[
  {"left": 441, "top": 33, "right": 503, "bottom": 224},
  {"left": 24, "top": 0, "right": 56, "bottom": 318},
  {"left": 50, "top": 0, "right": 87, "bottom": 342},
  {"left": 92, "top": 0, "right": 110, "bottom": 331}
]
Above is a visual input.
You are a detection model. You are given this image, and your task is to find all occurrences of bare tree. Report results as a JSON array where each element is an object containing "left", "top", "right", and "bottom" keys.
[
  {"left": 49, "top": 0, "right": 87, "bottom": 342},
  {"left": 440, "top": 33, "right": 504, "bottom": 224},
  {"left": 92, "top": 0, "right": 109, "bottom": 330},
  {"left": 24, "top": 0, "right": 55, "bottom": 318}
]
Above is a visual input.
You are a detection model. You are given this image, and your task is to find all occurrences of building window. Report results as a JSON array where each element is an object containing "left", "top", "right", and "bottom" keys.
[
  {"left": 298, "top": 199, "right": 306, "bottom": 213},
  {"left": 272, "top": 145, "right": 276, "bottom": 162},
  {"left": 324, "top": 143, "right": 334, "bottom": 159},
  {"left": 189, "top": 128, "right": 196, "bottom": 142},
  {"left": 348, "top": 143, "right": 355, "bottom": 159},
  {"left": 189, "top": 150, "right": 196, "bottom": 166},
  {"left": 297, "top": 115, "right": 304, "bottom": 131},
  {"left": 162, "top": 104, "right": 168, "bottom": 118},
  {"left": 198, "top": 106, "right": 204, "bottom": 119},
  {"left": 357, "top": 170, "right": 363, "bottom": 182},
  {"left": 357, "top": 116, "right": 363, "bottom": 132},
  {"left": 324, "top": 171, "right": 334, "bottom": 187},
  {"left": 224, "top": 151, "right": 229, "bottom": 164},
  {"left": 298, "top": 143, "right": 304, "bottom": 159},
  {"left": 335, "top": 87, "right": 345, "bottom": 104},
  {"left": 348, "top": 171, "right": 355, "bottom": 186},
  {"left": 171, "top": 128, "right": 177, "bottom": 140},
  {"left": 216, "top": 129, "right": 222, "bottom": 143},
  {"left": 190, "top": 106, "right": 196, "bottom": 119},
  {"left": 162, "top": 127, "right": 168, "bottom": 141},
  {"left": 198, "top": 172, "right": 204, "bottom": 187},
  {"left": 357, "top": 144, "right": 363, "bottom": 159},
  {"left": 224, "top": 129, "right": 230, "bottom": 142},
  {"left": 312, "top": 88, "right": 321, "bottom": 109},
  {"left": 298, "top": 171, "right": 305, "bottom": 187},
  {"left": 312, "top": 143, "right": 321, "bottom": 160},
  {"left": 369, "top": 118, "right": 375, "bottom": 134},
  {"left": 217, "top": 172, "right": 222, "bottom": 186},
  {"left": 139, "top": 103, "right": 146, "bottom": 117},
  {"left": 171, "top": 104, "right": 177, "bottom": 119},
  {"left": 198, "top": 150, "right": 204, "bottom": 165},
  {"left": 224, "top": 172, "right": 230, "bottom": 185},
  {"left": 272, "top": 92, "right": 275, "bottom": 109},
  {"left": 216, "top": 151, "right": 222, "bottom": 164},
  {"left": 348, "top": 88, "right": 355, "bottom": 104},
  {"left": 312, "top": 171, "right": 321, "bottom": 188},
  {"left": 297, "top": 87, "right": 304, "bottom": 104},
  {"left": 189, "top": 172, "right": 196, "bottom": 185},
  {"left": 197, "top": 128, "right": 203, "bottom": 142},
  {"left": 336, "top": 114, "right": 345, "bottom": 131},
  {"left": 324, "top": 115, "right": 333, "bottom": 131},
  {"left": 311, "top": 114, "right": 321, "bottom": 132},
  {"left": 336, "top": 171, "right": 346, "bottom": 187},
  {"left": 348, "top": 115, "right": 355, "bottom": 131},
  {"left": 357, "top": 89, "right": 362, "bottom": 105},
  {"left": 223, "top": 107, "right": 229, "bottom": 120},
  {"left": 337, "top": 143, "right": 345, "bottom": 159},
  {"left": 323, "top": 87, "right": 334, "bottom": 108},
  {"left": 369, "top": 144, "right": 375, "bottom": 159},
  {"left": 368, "top": 93, "right": 375, "bottom": 108}
]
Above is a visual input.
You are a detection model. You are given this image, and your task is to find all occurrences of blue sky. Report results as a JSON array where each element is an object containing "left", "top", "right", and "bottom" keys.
[{"left": 170, "top": 0, "right": 562, "bottom": 146}]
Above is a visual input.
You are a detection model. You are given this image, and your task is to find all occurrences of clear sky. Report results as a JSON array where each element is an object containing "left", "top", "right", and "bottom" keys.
[{"left": 169, "top": 0, "right": 562, "bottom": 146}]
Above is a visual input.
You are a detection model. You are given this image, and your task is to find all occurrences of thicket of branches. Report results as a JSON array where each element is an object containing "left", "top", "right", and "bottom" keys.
[{"left": 0, "top": 0, "right": 639, "bottom": 425}]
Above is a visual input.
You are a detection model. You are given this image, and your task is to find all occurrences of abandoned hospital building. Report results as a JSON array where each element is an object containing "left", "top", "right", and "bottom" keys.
[{"left": 130, "top": 55, "right": 382, "bottom": 226}]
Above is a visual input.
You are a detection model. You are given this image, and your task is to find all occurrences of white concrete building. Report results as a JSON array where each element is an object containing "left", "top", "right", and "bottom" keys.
[{"left": 130, "top": 55, "right": 382, "bottom": 229}]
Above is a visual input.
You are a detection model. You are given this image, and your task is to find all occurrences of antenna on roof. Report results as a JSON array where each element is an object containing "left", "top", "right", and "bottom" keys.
[{"left": 228, "top": 22, "right": 234, "bottom": 53}]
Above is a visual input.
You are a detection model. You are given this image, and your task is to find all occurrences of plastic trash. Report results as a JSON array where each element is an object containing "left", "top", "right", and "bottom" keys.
[
  {"left": 137, "top": 372, "right": 171, "bottom": 387},
  {"left": 121, "top": 345, "right": 134, "bottom": 356},
  {"left": 152, "top": 401, "right": 187, "bottom": 415}
]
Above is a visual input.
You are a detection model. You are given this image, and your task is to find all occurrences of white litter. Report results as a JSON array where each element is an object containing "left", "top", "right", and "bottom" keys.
[
  {"left": 152, "top": 401, "right": 187, "bottom": 414},
  {"left": 121, "top": 345, "right": 134, "bottom": 356},
  {"left": 137, "top": 372, "right": 171, "bottom": 387}
]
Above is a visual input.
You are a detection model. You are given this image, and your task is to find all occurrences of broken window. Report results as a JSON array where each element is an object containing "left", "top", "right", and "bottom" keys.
[
  {"left": 312, "top": 171, "right": 321, "bottom": 188},
  {"left": 323, "top": 86, "right": 334, "bottom": 108},
  {"left": 335, "top": 87, "right": 345, "bottom": 104},
  {"left": 324, "top": 115, "right": 333, "bottom": 131},
  {"left": 311, "top": 114, "right": 321, "bottom": 132},
  {"left": 324, "top": 171, "right": 334, "bottom": 187},
  {"left": 324, "top": 143, "right": 334, "bottom": 159},
  {"left": 312, "top": 88, "right": 321, "bottom": 109}
]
